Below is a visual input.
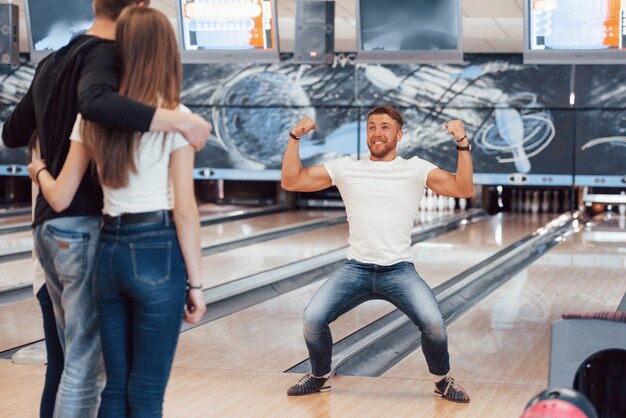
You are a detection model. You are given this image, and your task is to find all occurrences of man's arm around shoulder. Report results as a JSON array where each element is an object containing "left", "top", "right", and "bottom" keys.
[{"left": 77, "top": 42, "right": 211, "bottom": 151}]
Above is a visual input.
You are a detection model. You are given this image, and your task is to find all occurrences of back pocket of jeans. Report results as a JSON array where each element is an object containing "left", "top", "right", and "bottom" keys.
[
  {"left": 44, "top": 225, "right": 90, "bottom": 280},
  {"left": 129, "top": 242, "right": 172, "bottom": 286}
]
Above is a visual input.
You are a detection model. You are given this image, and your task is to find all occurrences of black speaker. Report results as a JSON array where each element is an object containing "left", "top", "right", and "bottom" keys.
[
  {"left": 295, "top": 0, "right": 334, "bottom": 65},
  {"left": 0, "top": 4, "right": 18, "bottom": 65}
]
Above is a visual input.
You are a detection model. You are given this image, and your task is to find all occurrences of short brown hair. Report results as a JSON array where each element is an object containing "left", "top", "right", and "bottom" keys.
[
  {"left": 367, "top": 105, "right": 403, "bottom": 127},
  {"left": 93, "top": 0, "right": 150, "bottom": 20}
]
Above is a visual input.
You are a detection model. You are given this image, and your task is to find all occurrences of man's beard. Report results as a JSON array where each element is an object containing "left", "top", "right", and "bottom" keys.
[{"left": 368, "top": 142, "right": 395, "bottom": 159}]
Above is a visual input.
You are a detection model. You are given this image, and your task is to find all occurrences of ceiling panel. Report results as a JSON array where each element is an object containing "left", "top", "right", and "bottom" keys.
[
  {"left": 464, "top": 18, "right": 510, "bottom": 39},
  {"left": 462, "top": 0, "right": 522, "bottom": 17}
]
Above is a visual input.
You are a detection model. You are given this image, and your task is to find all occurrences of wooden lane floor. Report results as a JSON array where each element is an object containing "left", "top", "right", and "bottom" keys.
[
  {"left": 0, "top": 213, "right": 31, "bottom": 231},
  {"left": 196, "top": 203, "right": 260, "bottom": 216},
  {"left": 379, "top": 219, "right": 626, "bottom": 417},
  {"left": 0, "top": 362, "right": 550, "bottom": 418},
  {"left": 0, "top": 203, "right": 272, "bottom": 238},
  {"left": 0, "top": 213, "right": 551, "bottom": 417},
  {"left": 199, "top": 209, "right": 344, "bottom": 247},
  {"left": 0, "top": 209, "right": 345, "bottom": 293}
]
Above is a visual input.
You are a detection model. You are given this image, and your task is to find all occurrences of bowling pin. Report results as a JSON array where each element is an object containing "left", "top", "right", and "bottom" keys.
[
  {"left": 619, "top": 191, "right": 626, "bottom": 216},
  {"left": 418, "top": 209, "right": 427, "bottom": 224},
  {"left": 524, "top": 190, "right": 532, "bottom": 213},
  {"left": 437, "top": 193, "right": 446, "bottom": 211},
  {"left": 531, "top": 190, "right": 540, "bottom": 214},
  {"left": 517, "top": 189, "right": 524, "bottom": 213},
  {"left": 428, "top": 189, "right": 436, "bottom": 211},
  {"left": 447, "top": 196, "right": 456, "bottom": 212},
  {"left": 419, "top": 190, "right": 427, "bottom": 212},
  {"left": 459, "top": 197, "right": 467, "bottom": 211}
]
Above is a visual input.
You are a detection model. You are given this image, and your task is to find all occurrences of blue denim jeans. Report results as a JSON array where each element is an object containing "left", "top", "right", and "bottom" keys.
[
  {"left": 34, "top": 216, "right": 104, "bottom": 418},
  {"left": 94, "top": 213, "right": 186, "bottom": 418},
  {"left": 303, "top": 259, "right": 450, "bottom": 377}
]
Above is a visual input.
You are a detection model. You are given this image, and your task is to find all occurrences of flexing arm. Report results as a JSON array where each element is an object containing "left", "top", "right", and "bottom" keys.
[
  {"left": 281, "top": 117, "right": 333, "bottom": 192},
  {"left": 77, "top": 44, "right": 211, "bottom": 151},
  {"left": 426, "top": 120, "right": 474, "bottom": 198},
  {"left": 170, "top": 145, "right": 206, "bottom": 324},
  {"left": 27, "top": 141, "right": 90, "bottom": 212}
]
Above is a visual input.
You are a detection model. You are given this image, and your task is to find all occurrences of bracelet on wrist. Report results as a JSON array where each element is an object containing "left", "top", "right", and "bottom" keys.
[
  {"left": 456, "top": 135, "right": 468, "bottom": 143},
  {"left": 456, "top": 145, "right": 471, "bottom": 151},
  {"left": 289, "top": 132, "right": 301, "bottom": 141},
  {"left": 187, "top": 282, "right": 202, "bottom": 290},
  {"left": 35, "top": 167, "right": 47, "bottom": 184}
]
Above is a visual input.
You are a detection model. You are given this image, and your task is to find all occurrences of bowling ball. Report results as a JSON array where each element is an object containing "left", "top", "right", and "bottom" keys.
[
  {"left": 591, "top": 203, "right": 605, "bottom": 214},
  {"left": 520, "top": 399, "right": 587, "bottom": 418},
  {"left": 521, "top": 388, "right": 598, "bottom": 418}
]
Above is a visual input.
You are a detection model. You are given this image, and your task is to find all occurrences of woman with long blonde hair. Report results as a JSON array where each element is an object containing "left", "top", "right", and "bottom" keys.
[{"left": 29, "top": 6, "right": 205, "bottom": 417}]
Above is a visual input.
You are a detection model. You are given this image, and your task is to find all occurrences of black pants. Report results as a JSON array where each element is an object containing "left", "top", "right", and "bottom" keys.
[{"left": 36, "top": 284, "right": 64, "bottom": 418}]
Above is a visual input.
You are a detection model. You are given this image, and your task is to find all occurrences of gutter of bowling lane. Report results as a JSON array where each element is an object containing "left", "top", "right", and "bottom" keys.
[{"left": 286, "top": 211, "right": 581, "bottom": 377}]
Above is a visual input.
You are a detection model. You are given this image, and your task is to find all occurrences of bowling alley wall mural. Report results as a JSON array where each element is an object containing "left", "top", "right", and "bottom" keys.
[{"left": 0, "top": 54, "right": 625, "bottom": 186}]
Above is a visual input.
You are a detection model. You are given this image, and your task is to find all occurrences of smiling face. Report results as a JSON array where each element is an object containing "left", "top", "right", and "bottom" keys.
[{"left": 367, "top": 113, "right": 403, "bottom": 161}]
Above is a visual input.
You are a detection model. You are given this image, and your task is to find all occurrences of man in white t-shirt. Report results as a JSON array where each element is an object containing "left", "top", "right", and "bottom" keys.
[{"left": 282, "top": 105, "right": 473, "bottom": 403}]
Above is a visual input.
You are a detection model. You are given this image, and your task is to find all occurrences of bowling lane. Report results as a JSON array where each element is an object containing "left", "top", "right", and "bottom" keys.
[
  {"left": 0, "top": 209, "right": 344, "bottom": 293},
  {"left": 2, "top": 210, "right": 461, "bottom": 352},
  {"left": 196, "top": 209, "right": 465, "bottom": 289},
  {"left": 199, "top": 209, "right": 344, "bottom": 247},
  {"left": 173, "top": 213, "right": 552, "bottom": 373},
  {"left": 381, "top": 216, "right": 626, "bottom": 400},
  {"left": 0, "top": 210, "right": 345, "bottom": 352},
  {"left": 196, "top": 203, "right": 269, "bottom": 217},
  {"left": 0, "top": 214, "right": 31, "bottom": 231}
]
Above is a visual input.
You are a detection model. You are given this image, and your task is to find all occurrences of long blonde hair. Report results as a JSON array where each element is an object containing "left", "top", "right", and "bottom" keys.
[{"left": 81, "top": 6, "right": 182, "bottom": 188}]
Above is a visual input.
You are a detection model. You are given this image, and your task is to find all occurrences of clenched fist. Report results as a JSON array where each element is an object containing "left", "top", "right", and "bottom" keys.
[
  {"left": 291, "top": 116, "right": 317, "bottom": 139},
  {"left": 444, "top": 120, "right": 467, "bottom": 142}
]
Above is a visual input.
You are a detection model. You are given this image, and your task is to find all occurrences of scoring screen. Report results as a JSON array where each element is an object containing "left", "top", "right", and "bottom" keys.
[
  {"left": 178, "top": 0, "right": 277, "bottom": 51},
  {"left": 528, "top": 0, "right": 626, "bottom": 50}
]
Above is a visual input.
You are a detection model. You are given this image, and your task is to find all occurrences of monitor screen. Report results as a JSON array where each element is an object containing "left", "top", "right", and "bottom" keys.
[
  {"left": 356, "top": 0, "right": 462, "bottom": 63},
  {"left": 24, "top": 0, "right": 94, "bottom": 62},
  {"left": 524, "top": 0, "right": 626, "bottom": 64},
  {"left": 176, "top": 0, "right": 279, "bottom": 63}
]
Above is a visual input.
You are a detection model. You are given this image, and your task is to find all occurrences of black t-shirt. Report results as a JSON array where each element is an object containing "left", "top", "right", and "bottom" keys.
[{"left": 2, "top": 35, "right": 155, "bottom": 227}]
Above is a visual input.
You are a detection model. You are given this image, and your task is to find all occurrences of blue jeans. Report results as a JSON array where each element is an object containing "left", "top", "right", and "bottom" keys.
[
  {"left": 34, "top": 216, "right": 104, "bottom": 418},
  {"left": 303, "top": 260, "right": 450, "bottom": 377},
  {"left": 36, "top": 284, "right": 64, "bottom": 418},
  {"left": 94, "top": 212, "right": 186, "bottom": 418}
]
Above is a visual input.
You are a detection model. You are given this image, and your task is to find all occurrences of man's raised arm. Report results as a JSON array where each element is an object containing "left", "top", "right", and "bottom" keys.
[
  {"left": 281, "top": 117, "right": 332, "bottom": 192},
  {"left": 426, "top": 119, "right": 474, "bottom": 198}
]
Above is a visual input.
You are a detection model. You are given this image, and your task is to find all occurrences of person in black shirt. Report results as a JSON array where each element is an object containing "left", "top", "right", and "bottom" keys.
[{"left": 1, "top": 1, "right": 211, "bottom": 417}]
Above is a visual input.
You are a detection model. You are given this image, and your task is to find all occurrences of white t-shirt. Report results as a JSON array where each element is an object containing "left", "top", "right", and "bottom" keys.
[
  {"left": 324, "top": 156, "right": 437, "bottom": 265},
  {"left": 71, "top": 105, "right": 191, "bottom": 216}
]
